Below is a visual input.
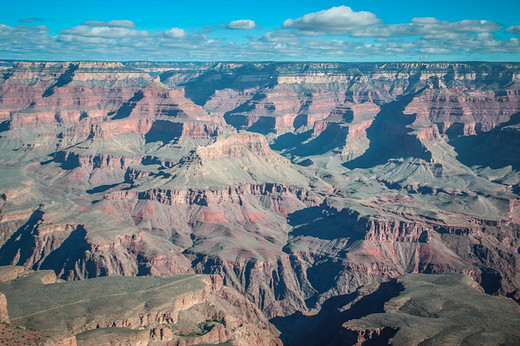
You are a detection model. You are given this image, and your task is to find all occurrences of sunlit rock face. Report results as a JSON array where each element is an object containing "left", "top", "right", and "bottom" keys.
[{"left": 0, "top": 61, "right": 520, "bottom": 343}]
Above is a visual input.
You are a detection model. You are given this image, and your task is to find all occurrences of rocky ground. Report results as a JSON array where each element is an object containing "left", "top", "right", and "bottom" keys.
[
  {"left": 0, "top": 61, "right": 519, "bottom": 344},
  {"left": 0, "top": 266, "right": 281, "bottom": 345}
]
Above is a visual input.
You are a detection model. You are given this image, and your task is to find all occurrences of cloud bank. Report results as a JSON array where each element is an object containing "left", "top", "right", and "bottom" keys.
[
  {"left": 82, "top": 20, "right": 136, "bottom": 28},
  {"left": 0, "top": 6, "right": 519, "bottom": 61}
]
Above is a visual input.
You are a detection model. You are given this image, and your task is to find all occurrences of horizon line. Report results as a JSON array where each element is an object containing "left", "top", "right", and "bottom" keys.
[{"left": 2, "top": 59, "right": 520, "bottom": 64}]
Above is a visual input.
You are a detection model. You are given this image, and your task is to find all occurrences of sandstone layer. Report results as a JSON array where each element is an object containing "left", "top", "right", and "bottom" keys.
[{"left": 0, "top": 61, "right": 520, "bottom": 344}]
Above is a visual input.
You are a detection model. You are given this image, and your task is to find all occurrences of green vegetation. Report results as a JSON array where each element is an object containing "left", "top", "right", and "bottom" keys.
[{"left": 178, "top": 318, "right": 225, "bottom": 337}]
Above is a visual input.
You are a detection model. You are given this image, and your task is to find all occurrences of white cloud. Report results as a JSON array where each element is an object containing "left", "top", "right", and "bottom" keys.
[
  {"left": 350, "top": 18, "right": 502, "bottom": 38},
  {"left": 420, "top": 47, "right": 452, "bottom": 54},
  {"left": 261, "top": 32, "right": 300, "bottom": 44},
  {"left": 451, "top": 20, "right": 502, "bottom": 33},
  {"left": 59, "top": 34, "right": 117, "bottom": 45},
  {"left": 282, "top": 6, "right": 381, "bottom": 35},
  {"left": 59, "top": 25, "right": 148, "bottom": 38},
  {"left": 82, "top": 20, "right": 136, "bottom": 28},
  {"left": 422, "top": 32, "right": 465, "bottom": 40},
  {"left": 0, "top": 14, "right": 519, "bottom": 62},
  {"left": 226, "top": 19, "right": 257, "bottom": 30},
  {"left": 411, "top": 17, "right": 440, "bottom": 24},
  {"left": 508, "top": 25, "right": 520, "bottom": 34},
  {"left": 164, "top": 28, "right": 187, "bottom": 38}
]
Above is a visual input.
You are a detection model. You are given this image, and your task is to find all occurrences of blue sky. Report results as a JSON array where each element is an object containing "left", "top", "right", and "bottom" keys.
[{"left": 1, "top": 0, "right": 519, "bottom": 61}]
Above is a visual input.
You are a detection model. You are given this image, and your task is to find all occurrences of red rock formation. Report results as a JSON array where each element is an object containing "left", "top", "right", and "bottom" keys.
[
  {"left": 405, "top": 84, "right": 520, "bottom": 136},
  {"left": 1, "top": 61, "right": 520, "bottom": 335}
]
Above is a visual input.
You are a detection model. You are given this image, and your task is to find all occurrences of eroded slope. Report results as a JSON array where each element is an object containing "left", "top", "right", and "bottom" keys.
[{"left": 0, "top": 62, "right": 519, "bottom": 333}]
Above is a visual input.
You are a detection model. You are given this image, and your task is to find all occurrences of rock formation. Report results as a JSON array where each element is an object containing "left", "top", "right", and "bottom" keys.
[
  {"left": 1, "top": 61, "right": 520, "bottom": 343},
  {"left": 0, "top": 266, "right": 281, "bottom": 345}
]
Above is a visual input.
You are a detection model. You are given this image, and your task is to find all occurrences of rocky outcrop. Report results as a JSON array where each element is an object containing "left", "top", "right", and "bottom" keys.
[
  {"left": 339, "top": 274, "right": 520, "bottom": 345},
  {"left": 108, "top": 183, "right": 317, "bottom": 209},
  {"left": 0, "top": 293, "right": 9, "bottom": 323},
  {"left": 0, "top": 269, "right": 281, "bottom": 345},
  {"left": 404, "top": 84, "right": 520, "bottom": 136}
]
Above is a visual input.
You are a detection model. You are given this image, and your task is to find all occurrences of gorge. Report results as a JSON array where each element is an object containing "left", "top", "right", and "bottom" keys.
[{"left": 0, "top": 61, "right": 519, "bottom": 344}]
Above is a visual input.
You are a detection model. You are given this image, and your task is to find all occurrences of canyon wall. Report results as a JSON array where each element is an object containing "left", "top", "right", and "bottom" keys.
[{"left": 0, "top": 61, "right": 519, "bottom": 332}]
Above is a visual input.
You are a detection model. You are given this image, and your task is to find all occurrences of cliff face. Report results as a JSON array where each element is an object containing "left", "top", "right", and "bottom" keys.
[{"left": 0, "top": 61, "right": 520, "bottom": 336}]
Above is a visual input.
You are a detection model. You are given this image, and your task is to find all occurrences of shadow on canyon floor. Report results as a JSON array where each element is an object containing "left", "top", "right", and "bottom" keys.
[
  {"left": 271, "top": 279, "right": 402, "bottom": 346},
  {"left": 450, "top": 112, "right": 520, "bottom": 170},
  {"left": 344, "top": 91, "right": 431, "bottom": 170}
]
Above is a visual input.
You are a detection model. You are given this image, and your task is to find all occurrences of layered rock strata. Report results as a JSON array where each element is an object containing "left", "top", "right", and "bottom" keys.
[{"left": 0, "top": 61, "right": 519, "bottom": 339}]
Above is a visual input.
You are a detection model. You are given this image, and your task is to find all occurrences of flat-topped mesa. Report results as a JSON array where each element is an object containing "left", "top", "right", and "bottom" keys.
[
  {"left": 342, "top": 274, "right": 520, "bottom": 345},
  {"left": 281, "top": 273, "right": 520, "bottom": 346},
  {"left": 12, "top": 61, "right": 125, "bottom": 69},
  {"left": 124, "top": 131, "right": 312, "bottom": 190},
  {"left": 4, "top": 81, "right": 223, "bottom": 148},
  {"left": 214, "top": 63, "right": 520, "bottom": 136},
  {"left": 2, "top": 61, "right": 151, "bottom": 100},
  {"left": 7, "top": 61, "right": 149, "bottom": 83},
  {"left": 221, "top": 90, "right": 296, "bottom": 134},
  {"left": 86, "top": 80, "right": 224, "bottom": 140},
  {"left": 195, "top": 132, "right": 274, "bottom": 160},
  {"left": 2, "top": 62, "right": 218, "bottom": 133},
  {"left": 223, "top": 91, "right": 380, "bottom": 136},
  {"left": 88, "top": 117, "right": 222, "bottom": 141}
]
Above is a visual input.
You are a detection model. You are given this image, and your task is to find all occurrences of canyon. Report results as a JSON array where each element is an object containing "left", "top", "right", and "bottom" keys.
[{"left": 0, "top": 60, "right": 519, "bottom": 344}]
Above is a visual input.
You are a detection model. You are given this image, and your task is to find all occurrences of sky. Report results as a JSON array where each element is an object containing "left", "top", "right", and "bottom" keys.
[{"left": 1, "top": 0, "right": 520, "bottom": 62}]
